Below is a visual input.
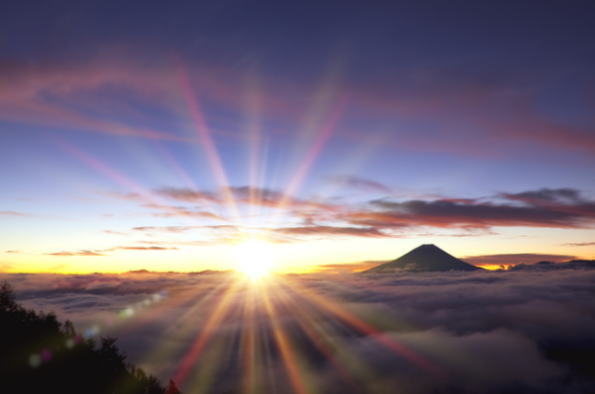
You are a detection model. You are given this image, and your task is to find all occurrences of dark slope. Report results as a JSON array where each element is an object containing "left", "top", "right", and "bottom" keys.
[
  {"left": 365, "top": 244, "right": 482, "bottom": 273},
  {"left": 0, "top": 282, "right": 177, "bottom": 394}
]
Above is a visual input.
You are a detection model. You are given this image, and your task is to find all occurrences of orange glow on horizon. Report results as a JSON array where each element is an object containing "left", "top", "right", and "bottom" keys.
[{"left": 476, "top": 264, "right": 513, "bottom": 271}]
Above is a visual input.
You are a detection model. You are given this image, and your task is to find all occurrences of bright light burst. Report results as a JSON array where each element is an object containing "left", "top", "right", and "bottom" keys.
[
  {"left": 234, "top": 239, "right": 276, "bottom": 281},
  {"left": 42, "top": 58, "right": 444, "bottom": 394}
]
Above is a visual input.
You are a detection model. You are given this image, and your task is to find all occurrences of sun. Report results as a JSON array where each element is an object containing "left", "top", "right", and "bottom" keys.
[{"left": 233, "top": 239, "right": 276, "bottom": 281}]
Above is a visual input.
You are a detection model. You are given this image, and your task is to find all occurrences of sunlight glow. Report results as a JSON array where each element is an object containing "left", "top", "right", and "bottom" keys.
[{"left": 234, "top": 239, "right": 276, "bottom": 281}]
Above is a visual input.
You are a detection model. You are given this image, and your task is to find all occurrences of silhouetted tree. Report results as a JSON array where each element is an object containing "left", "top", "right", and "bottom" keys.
[
  {"left": 165, "top": 379, "right": 181, "bottom": 394},
  {"left": 0, "top": 281, "right": 181, "bottom": 394}
]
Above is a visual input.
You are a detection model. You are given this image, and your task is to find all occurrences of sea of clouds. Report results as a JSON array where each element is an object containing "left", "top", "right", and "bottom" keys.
[{"left": 3, "top": 268, "right": 595, "bottom": 394}]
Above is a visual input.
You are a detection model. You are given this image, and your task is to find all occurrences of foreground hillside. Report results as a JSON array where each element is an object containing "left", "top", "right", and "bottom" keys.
[{"left": 0, "top": 282, "right": 180, "bottom": 394}]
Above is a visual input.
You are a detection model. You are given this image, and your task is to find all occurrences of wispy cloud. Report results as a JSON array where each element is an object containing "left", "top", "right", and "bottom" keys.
[
  {"left": 46, "top": 250, "right": 106, "bottom": 257},
  {"left": 155, "top": 186, "right": 339, "bottom": 213},
  {"left": 45, "top": 245, "right": 178, "bottom": 256},
  {"left": 0, "top": 211, "right": 28, "bottom": 217},
  {"left": 326, "top": 175, "right": 391, "bottom": 193},
  {"left": 563, "top": 241, "right": 595, "bottom": 247},
  {"left": 103, "top": 230, "right": 128, "bottom": 236},
  {"left": 152, "top": 187, "right": 218, "bottom": 203},
  {"left": 276, "top": 225, "right": 389, "bottom": 238},
  {"left": 115, "top": 246, "right": 178, "bottom": 251},
  {"left": 500, "top": 188, "right": 586, "bottom": 206},
  {"left": 132, "top": 225, "right": 236, "bottom": 233},
  {"left": 0, "top": 59, "right": 189, "bottom": 141},
  {"left": 146, "top": 205, "right": 223, "bottom": 220}
]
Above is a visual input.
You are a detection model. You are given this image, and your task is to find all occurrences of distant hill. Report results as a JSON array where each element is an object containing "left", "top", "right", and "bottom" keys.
[
  {"left": 510, "top": 259, "right": 595, "bottom": 271},
  {"left": 364, "top": 244, "right": 482, "bottom": 273}
]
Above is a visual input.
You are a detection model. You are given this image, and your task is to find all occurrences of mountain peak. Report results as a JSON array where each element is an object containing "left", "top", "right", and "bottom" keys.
[
  {"left": 418, "top": 243, "right": 439, "bottom": 249},
  {"left": 364, "top": 244, "right": 482, "bottom": 273}
]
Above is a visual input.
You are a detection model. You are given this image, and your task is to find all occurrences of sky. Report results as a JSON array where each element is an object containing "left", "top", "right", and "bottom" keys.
[{"left": 1, "top": 0, "right": 595, "bottom": 273}]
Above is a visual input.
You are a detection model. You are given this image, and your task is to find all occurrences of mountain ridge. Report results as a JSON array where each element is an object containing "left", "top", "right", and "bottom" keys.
[{"left": 510, "top": 259, "right": 595, "bottom": 271}]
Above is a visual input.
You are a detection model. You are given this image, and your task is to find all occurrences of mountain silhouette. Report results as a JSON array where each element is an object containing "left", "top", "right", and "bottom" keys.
[{"left": 365, "top": 244, "right": 482, "bottom": 273}]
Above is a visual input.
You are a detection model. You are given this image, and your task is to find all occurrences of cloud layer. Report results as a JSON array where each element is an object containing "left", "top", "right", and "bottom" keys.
[{"left": 3, "top": 268, "right": 595, "bottom": 393}]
